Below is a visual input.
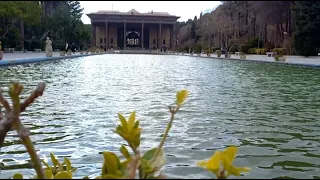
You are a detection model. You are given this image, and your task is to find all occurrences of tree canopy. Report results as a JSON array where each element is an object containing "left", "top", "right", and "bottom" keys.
[
  {"left": 0, "top": 1, "right": 91, "bottom": 51},
  {"left": 176, "top": 1, "right": 320, "bottom": 56}
]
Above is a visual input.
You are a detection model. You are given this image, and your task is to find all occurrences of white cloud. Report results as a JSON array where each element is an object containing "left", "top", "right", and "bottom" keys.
[{"left": 80, "top": 1, "right": 221, "bottom": 24}]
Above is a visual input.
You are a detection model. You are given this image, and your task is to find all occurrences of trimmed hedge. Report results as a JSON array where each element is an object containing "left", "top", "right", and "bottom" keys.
[{"left": 272, "top": 48, "right": 286, "bottom": 55}]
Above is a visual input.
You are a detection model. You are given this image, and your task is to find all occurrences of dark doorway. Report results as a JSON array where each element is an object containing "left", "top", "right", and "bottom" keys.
[
  {"left": 143, "top": 28, "right": 149, "bottom": 49},
  {"left": 117, "top": 27, "right": 124, "bottom": 49}
]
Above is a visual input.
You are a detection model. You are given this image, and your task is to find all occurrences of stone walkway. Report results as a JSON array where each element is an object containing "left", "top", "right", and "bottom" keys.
[{"left": 1, "top": 51, "right": 82, "bottom": 61}]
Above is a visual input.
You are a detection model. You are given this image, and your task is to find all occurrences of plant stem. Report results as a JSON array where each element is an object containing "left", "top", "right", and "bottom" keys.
[
  {"left": 9, "top": 83, "right": 45, "bottom": 179},
  {"left": 22, "top": 135, "right": 45, "bottom": 179},
  {"left": 155, "top": 106, "right": 180, "bottom": 158}
]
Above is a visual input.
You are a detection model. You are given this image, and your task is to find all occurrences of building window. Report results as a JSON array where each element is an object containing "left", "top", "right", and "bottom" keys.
[
  {"left": 163, "top": 39, "right": 165, "bottom": 45},
  {"left": 104, "top": 38, "right": 106, "bottom": 43},
  {"left": 153, "top": 39, "right": 156, "bottom": 45},
  {"left": 110, "top": 38, "right": 113, "bottom": 44},
  {"left": 100, "top": 45, "right": 103, "bottom": 49},
  {"left": 100, "top": 38, "right": 103, "bottom": 43}
]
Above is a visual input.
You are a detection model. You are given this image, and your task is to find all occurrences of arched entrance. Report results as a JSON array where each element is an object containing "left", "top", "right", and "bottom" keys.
[{"left": 126, "top": 31, "right": 140, "bottom": 48}]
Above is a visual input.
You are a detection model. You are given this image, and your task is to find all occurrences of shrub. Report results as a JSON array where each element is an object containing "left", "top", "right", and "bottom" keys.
[
  {"left": 272, "top": 48, "right": 286, "bottom": 56},
  {"left": 205, "top": 47, "right": 212, "bottom": 54},
  {"left": 195, "top": 44, "right": 202, "bottom": 54},
  {"left": 263, "top": 42, "right": 275, "bottom": 51},
  {"left": 275, "top": 44, "right": 282, "bottom": 48},
  {"left": 0, "top": 41, "right": 2, "bottom": 51},
  {"left": 255, "top": 48, "right": 268, "bottom": 55},
  {"left": 247, "top": 37, "right": 263, "bottom": 48},
  {"left": 248, "top": 48, "right": 257, "bottom": 54},
  {"left": 240, "top": 44, "right": 250, "bottom": 54},
  {"left": 229, "top": 45, "right": 239, "bottom": 54},
  {"left": 216, "top": 50, "right": 222, "bottom": 57},
  {"left": 212, "top": 47, "right": 221, "bottom": 52},
  {"left": 183, "top": 45, "right": 189, "bottom": 53}
]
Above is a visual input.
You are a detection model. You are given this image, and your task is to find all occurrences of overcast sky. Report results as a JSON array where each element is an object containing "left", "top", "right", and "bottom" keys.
[{"left": 80, "top": 1, "right": 222, "bottom": 24}]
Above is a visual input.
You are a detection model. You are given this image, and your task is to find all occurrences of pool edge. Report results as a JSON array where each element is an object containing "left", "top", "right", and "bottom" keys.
[
  {"left": 0, "top": 53, "right": 102, "bottom": 67},
  {"left": 182, "top": 54, "right": 320, "bottom": 68}
]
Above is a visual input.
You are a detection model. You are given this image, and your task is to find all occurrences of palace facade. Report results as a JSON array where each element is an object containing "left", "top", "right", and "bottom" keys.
[{"left": 86, "top": 9, "right": 180, "bottom": 50}]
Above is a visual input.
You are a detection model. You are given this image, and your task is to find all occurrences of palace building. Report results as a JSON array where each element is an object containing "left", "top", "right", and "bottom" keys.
[{"left": 86, "top": 9, "right": 180, "bottom": 50}]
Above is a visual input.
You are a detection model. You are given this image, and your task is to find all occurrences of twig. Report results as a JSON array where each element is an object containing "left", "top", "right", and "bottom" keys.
[
  {"left": 0, "top": 82, "right": 46, "bottom": 179},
  {"left": 0, "top": 91, "right": 11, "bottom": 112},
  {"left": 0, "top": 114, "right": 14, "bottom": 147},
  {"left": 20, "top": 83, "right": 45, "bottom": 112},
  {"left": 128, "top": 151, "right": 140, "bottom": 179}
]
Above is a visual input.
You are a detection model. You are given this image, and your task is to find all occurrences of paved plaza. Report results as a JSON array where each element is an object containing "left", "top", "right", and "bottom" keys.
[{"left": 1, "top": 51, "right": 83, "bottom": 61}]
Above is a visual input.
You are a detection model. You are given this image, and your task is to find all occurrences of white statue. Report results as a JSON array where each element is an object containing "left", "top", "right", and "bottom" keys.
[{"left": 45, "top": 37, "right": 53, "bottom": 57}]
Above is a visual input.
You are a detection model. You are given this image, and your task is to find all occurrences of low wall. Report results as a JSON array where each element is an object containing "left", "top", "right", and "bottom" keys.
[{"left": 181, "top": 54, "right": 320, "bottom": 68}]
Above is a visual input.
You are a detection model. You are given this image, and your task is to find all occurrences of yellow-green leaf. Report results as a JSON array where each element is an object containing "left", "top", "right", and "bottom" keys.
[
  {"left": 103, "top": 152, "right": 120, "bottom": 175},
  {"left": 139, "top": 159, "right": 154, "bottom": 179},
  {"left": 128, "top": 111, "right": 136, "bottom": 130},
  {"left": 50, "top": 153, "right": 57, "bottom": 167},
  {"left": 150, "top": 153, "right": 166, "bottom": 172},
  {"left": 120, "top": 145, "right": 131, "bottom": 159},
  {"left": 117, "top": 114, "right": 128, "bottom": 133},
  {"left": 44, "top": 169, "right": 54, "bottom": 179},
  {"left": 64, "top": 158, "right": 72, "bottom": 171},
  {"left": 120, "top": 159, "right": 132, "bottom": 172},
  {"left": 142, "top": 148, "right": 158, "bottom": 160},
  {"left": 133, "top": 120, "right": 139, "bottom": 129},
  {"left": 56, "top": 160, "right": 64, "bottom": 172},
  {"left": 41, "top": 159, "right": 51, "bottom": 170},
  {"left": 101, "top": 174, "right": 122, "bottom": 179},
  {"left": 13, "top": 173, "right": 23, "bottom": 179},
  {"left": 176, "top": 90, "right": 189, "bottom": 105},
  {"left": 53, "top": 171, "right": 72, "bottom": 179},
  {"left": 71, "top": 167, "right": 77, "bottom": 173}
]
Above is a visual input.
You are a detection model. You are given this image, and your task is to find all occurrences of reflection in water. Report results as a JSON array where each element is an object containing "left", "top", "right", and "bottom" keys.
[{"left": 0, "top": 54, "right": 320, "bottom": 179}]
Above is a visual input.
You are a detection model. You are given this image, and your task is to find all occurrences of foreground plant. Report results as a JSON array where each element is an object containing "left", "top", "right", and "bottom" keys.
[
  {"left": 0, "top": 82, "right": 46, "bottom": 179},
  {"left": 197, "top": 146, "right": 250, "bottom": 179},
  {"left": 0, "top": 82, "right": 250, "bottom": 179}
]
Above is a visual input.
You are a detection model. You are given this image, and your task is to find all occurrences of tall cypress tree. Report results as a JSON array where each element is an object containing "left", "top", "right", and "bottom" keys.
[
  {"left": 68, "top": 1, "right": 83, "bottom": 22},
  {"left": 292, "top": 1, "right": 320, "bottom": 56}
]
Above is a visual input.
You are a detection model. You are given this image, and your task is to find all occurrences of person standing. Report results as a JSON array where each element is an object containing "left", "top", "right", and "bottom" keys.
[{"left": 65, "top": 43, "right": 69, "bottom": 53}]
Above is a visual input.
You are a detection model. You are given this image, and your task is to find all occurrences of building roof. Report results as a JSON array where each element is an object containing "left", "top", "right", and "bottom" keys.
[{"left": 88, "top": 9, "right": 179, "bottom": 18}]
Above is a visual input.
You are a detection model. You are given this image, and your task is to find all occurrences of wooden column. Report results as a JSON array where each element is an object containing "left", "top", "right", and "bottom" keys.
[
  {"left": 141, "top": 23, "right": 144, "bottom": 49},
  {"left": 158, "top": 23, "right": 162, "bottom": 49},
  {"left": 169, "top": 27, "right": 172, "bottom": 50},
  {"left": 91, "top": 23, "right": 96, "bottom": 47},
  {"left": 124, "top": 22, "right": 126, "bottom": 49},
  {"left": 173, "top": 23, "right": 176, "bottom": 51},
  {"left": 105, "top": 21, "right": 108, "bottom": 49}
]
